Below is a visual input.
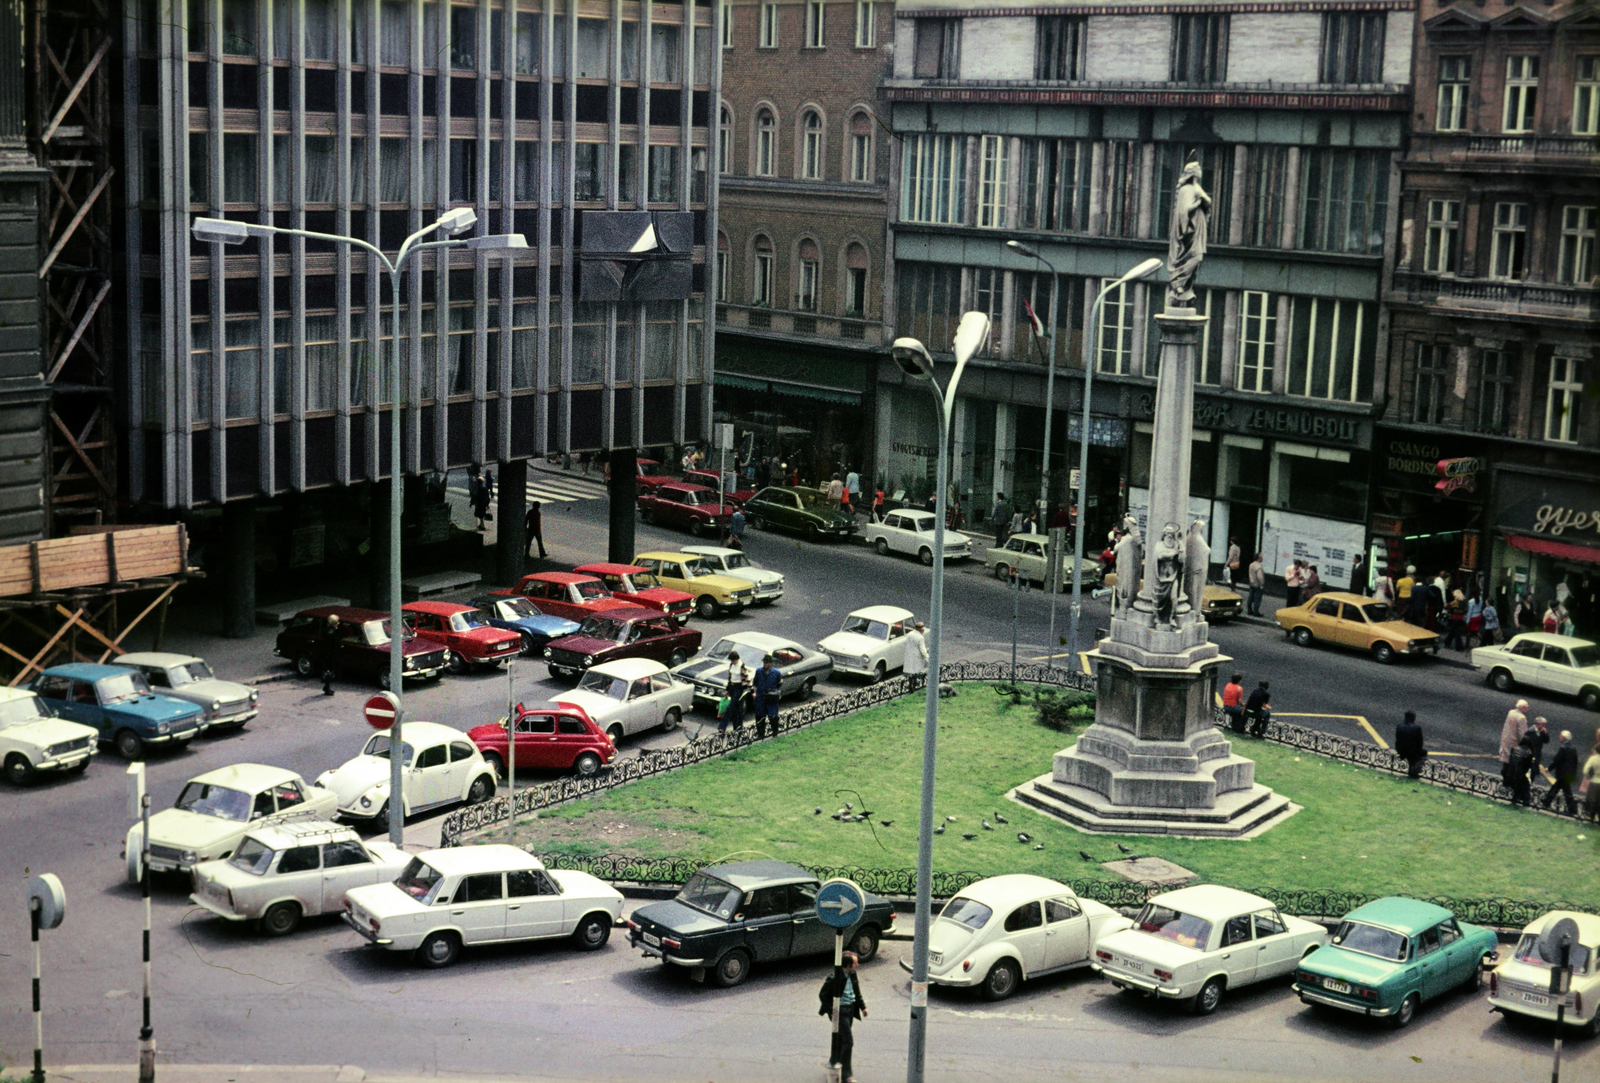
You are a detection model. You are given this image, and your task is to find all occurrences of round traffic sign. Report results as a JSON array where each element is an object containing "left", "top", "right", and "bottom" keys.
[
  {"left": 815, "top": 877, "right": 866, "bottom": 930},
  {"left": 29, "top": 873, "right": 65, "bottom": 929},
  {"left": 364, "top": 692, "right": 401, "bottom": 730},
  {"left": 1538, "top": 915, "right": 1581, "bottom": 965}
]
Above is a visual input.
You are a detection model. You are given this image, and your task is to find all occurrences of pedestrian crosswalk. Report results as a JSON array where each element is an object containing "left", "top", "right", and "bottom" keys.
[{"left": 447, "top": 469, "right": 610, "bottom": 505}]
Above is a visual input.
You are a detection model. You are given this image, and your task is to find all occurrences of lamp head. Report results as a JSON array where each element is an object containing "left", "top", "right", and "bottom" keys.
[
  {"left": 436, "top": 207, "right": 478, "bottom": 236},
  {"left": 889, "top": 337, "right": 934, "bottom": 380},
  {"left": 191, "top": 217, "right": 255, "bottom": 245},
  {"left": 951, "top": 311, "right": 991, "bottom": 366},
  {"left": 1005, "top": 239, "right": 1039, "bottom": 259},
  {"left": 1122, "top": 257, "right": 1164, "bottom": 283},
  {"left": 465, "top": 233, "right": 529, "bottom": 251}
]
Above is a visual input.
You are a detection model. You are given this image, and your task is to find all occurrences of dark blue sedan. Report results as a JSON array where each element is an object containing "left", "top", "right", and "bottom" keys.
[
  {"left": 31, "top": 662, "right": 206, "bottom": 760},
  {"left": 468, "top": 594, "right": 582, "bottom": 654}
]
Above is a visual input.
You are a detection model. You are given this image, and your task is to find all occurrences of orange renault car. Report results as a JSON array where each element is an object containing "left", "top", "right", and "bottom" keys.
[{"left": 1275, "top": 592, "right": 1440, "bottom": 664}]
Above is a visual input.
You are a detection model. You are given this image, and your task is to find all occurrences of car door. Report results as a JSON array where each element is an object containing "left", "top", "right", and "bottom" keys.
[
  {"left": 887, "top": 513, "right": 913, "bottom": 554},
  {"left": 1414, "top": 925, "right": 1449, "bottom": 1000},
  {"left": 1251, "top": 909, "right": 1298, "bottom": 979},
  {"left": 886, "top": 620, "right": 908, "bottom": 671},
  {"left": 1001, "top": 900, "right": 1051, "bottom": 975},
  {"left": 1436, "top": 917, "right": 1472, "bottom": 992},
  {"left": 514, "top": 712, "right": 559, "bottom": 768},
  {"left": 411, "top": 741, "right": 450, "bottom": 808},
  {"left": 337, "top": 622, "right": 371, "bottom": 676},
  {"left": 552, "top": 715, "right": 593, "bottom": 767},
  {"left": 276, "top": 844, "right": 322, "bottom": 910},
  {"left": 504, "top": 868, "right": 566, "bottom": 940},
  {"left": 1217, "top": 913, "right": 1257, "bottom": 985},
  {"left": 1544, "top": 645, "right": 1580, "bottom": 695},
  {"left": 624, "top": 676, "right": 656, "bottom": 734},
  {"left": 32, "top": 676, "right": 85, "bottom": 729},
  {"left": 320, "top": 837, "right": 379, "bottom": 912},
  {"left": 1309, "top": 598, "right": 1346, "bottom": 646},
  {"left": 447, "top": 741, "right": 479, "bottom": 801},
  {"left": 1336, "top": 603, "right": 1370, "bottom": 650},
  {"left": 1022, "top": 538, "right": 1048, "bottom": 582},
  {"left": 1043, "top": 896, "right": 1090, "bottom": 969},
  {"left": 1508, "top": 638, "right": 1544, "bottom": 683},
  {"left": 446, "top": 872, "right": 508, "bottom": 943},
  {"left": 788, "top": 882, "right": 837, "bottom": 958},
  {"left": 736, "top": 886, "right": 794, "bottom": 962}
]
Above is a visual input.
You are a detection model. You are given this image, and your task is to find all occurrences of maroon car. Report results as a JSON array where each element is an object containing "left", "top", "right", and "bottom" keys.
[
  {"left": 636, "top": 481, "right": 734, "bottom": 537},
  {"left": 542, "top": 606, "right": 701, "bottom": 680},
  {"left": 273, "top": 606, "right": 448, "bottom": 689},
  {"left": 683, "top": 470, "right": 756, "bottom": 508}
]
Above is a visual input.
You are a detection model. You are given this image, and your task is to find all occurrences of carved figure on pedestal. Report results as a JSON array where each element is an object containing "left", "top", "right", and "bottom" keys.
[
  {"left": 1113, "top": 517, "right": 1142, "bottom": 616},
  {"left": 1153, "top": 522, "right": 1184, "bottom": 629},
  {"left": 1184, "top": 519, "right": 1210, "bottom": 623},
  {"left": 1166, "top": 158, "right": 1211, "bottom": 311}
]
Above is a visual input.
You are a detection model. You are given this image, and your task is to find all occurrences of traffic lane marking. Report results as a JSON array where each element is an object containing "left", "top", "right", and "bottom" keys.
[{"left": 1274, "top": 712, "right": 1389, "bottom": 750}]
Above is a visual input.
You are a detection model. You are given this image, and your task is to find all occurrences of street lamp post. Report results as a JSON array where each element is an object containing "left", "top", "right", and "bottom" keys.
[
  {"left": 890, "top": 310, "right": 990, "bottom": 1083},
  {"left": 1003, "top": 240, "right": 1060, "bottom": 528},
  {"left": 192, "top": 212, "right": 526, "bottom": 847}
]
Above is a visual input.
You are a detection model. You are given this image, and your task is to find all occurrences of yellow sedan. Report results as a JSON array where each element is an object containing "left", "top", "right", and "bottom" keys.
[
  {"left": 1101, "top": 573, "right": 1242, "bottom": 621},
  {"left": 1274, "top": 592, "right": 1440, "bottom": 664}
]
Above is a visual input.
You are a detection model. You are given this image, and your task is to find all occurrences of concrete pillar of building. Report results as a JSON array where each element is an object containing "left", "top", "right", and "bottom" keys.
[
  {"left": 993, "top": 401, "right": 1015, "bottom": 506},
  {"left": 221, "top": 499, "right": 256, "bottom": 639},
  {"left": 369, "top": 482, "right": 392, "bottom": 611},
  {"left": 874, "top": 387, "right": 894, "bottom": 491},
  {"left": 497, "top": 459, "right": 528, "bottom": 586},
  {"left": 950, "top": 396, "right": 971, "bottom": 504},
  {"left": 608, "top": 447, "right": 637, "bottom": 564}
]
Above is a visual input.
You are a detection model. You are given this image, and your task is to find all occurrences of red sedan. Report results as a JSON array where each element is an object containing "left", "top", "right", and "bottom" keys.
[
  {"left": 574, "top": 563, "right": 695, "bottom": 625},
  {"left": 684, "top": 469, "right": 756, "bottom": 508},
  {"left": 467, "top": 704, "right": 616, "bottom": 778},
  {"left": 401, "top": 601, "right": 522, "bottom": 674},
  {"left": 506, "top": 571, "right": 618, "bottom": 623}
]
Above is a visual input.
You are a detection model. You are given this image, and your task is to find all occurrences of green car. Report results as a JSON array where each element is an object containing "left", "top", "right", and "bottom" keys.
[
  {"left": 742, "top": 486, "right": 857, "bottom": 539},
  {"left": 1293, "top": 897, "right": 1499, "bottom": 1028}
]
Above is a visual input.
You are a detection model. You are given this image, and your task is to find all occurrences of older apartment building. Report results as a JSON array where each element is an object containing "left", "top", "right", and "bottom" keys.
[
  {"left": 878, "top": 0, "right": 1411, "bottom": 585},
  {"left": 1377, "top": 0, "right": 1598, "bottom": 622}
]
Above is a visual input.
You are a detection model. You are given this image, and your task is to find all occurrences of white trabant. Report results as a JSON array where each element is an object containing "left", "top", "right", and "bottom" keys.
[
  {"left": 124, "top": 763, "right": 338, "bottom": 881},
  {"left": 898, "top": 874, "right": 1134, "bottom": 1001},
  {"left": 1091, "top": 884, "right": 1330, "bottom": 1015},
  {"left": 817, "top": 605, "right": 916, "bottom": 683},
  {"left": 681, "top": 545, "right": 785, "bottom": 604},
  {"left": 0, "top": 687, "right": 97, "bottom": 785},
  {"left": 864, "top": 509, "right": 972, "bottom": 565},
  {"left": 342, "top": 843, "right": 624, "bottom": 967},
  {"left": 315, "top": 720, "right": 497, "bottom": 828},
  {"left": 985, "top": 535, "right": 1103, "bottom": 590},
  {"left": 1472, "top": 633, "right": 1600, "bottom": 712},
  {"left": 114, "top": 651, "right": 259, "bottom": 731},
  {"left": 189, "top": 817, "right": 409, "bottom": 936},
  {"left": 554, "top": 657, "right": 694, "bottom": 746},
  {"left": 1488, "top": 910, "right": 1600, "bottom": 1037}
]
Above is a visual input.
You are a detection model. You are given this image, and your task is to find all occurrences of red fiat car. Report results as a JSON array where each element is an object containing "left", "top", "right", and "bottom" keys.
[
  {"left": 636, "top": 458, "right": 671, "bottom": 492},
  {"left": 574, "top": 563, "right": 695, "bottom": 626},
  {"left": 506, "top": 571, "right": 618, "bottom": 623},
  {"left": 467, "top": 704, "right": 616, "bottom": 778},
  {"left": 401, "top": 601, "right": 522, "bottom": 673},
  {"left": 683, "top": 469, "right": 756, "bottom": 508},
  {"left": 636, "top": 481, "right": 734, "bottom": 536}
]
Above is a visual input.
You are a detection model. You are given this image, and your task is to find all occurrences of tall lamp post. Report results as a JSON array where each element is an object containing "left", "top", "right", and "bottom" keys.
[
  {"left": 890, "top": 310, "right": 990, "bottom": 1083},
  {"left": 1003, "top": 240, "right": 1059, "bottom": 526},
  {"left": 192, "top": 211, "right": 526, "bottom": 847}
]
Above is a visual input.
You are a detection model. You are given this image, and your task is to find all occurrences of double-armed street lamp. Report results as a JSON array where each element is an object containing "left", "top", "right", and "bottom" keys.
[
  {"left": 888, "top": 310, "right": 990, "bottom": 1083},
  {"left": 192, "top": 210, "right": 526, "bottom": 846}
]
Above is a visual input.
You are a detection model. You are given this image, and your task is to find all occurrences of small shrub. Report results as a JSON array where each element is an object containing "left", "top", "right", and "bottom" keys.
[{"left": 1030, "top": 687, "right": 1095, "bottom": 731}]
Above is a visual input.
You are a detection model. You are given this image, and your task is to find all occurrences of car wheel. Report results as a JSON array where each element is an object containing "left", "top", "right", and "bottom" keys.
[
  {"left": 799, "top": 677, "right": 816, "bottom": 700},
  {"left": 377, "top": 670, "right": 392, "bottom": 691},
  {"left": 1371, "top": 641, "right": 1396, "bottom": 665},
  {"left": 259, "top": 901, "right": 302, "bottom": 938},
  {"left": 416, "top": 931, "right": 461, "bottom": 969},
  {"left": 1582, "top": 1010, "right": 1600, "bottom": 1039},
  {"left": 980, "top": 958, "right": 1020, "bottom": 1002},
  {"left": 1460, "top": 955, "right": 1490, "bottom": 993},
  {"left": 114, "top": 730, "right": 144, "bottom": 760},
  {"left": 640, "top": 508, "right": 654, "bottom": 524},
  {"left": 445, "top": 651, "right": 466, "bottom": 675},
  {"left": 669, "top": 649, "right": 690, "bottom": 666},
  {"left": 689, "top": 517, "right": 705, "bottom": 537},
  {"left": 375, "top": 800, "right": 397, "bottom": 832},
  {"left": 750, "top": 514, "right": 766, "bottom": 531},
  {"left": 919, "top": 547, "right": 934, "bottom": 566},
  {"left": 483, "top": 752, "right": 506, "bottom": 780},
  {"left": 574, "top": 752, "right": 602, "bottom": 777},
  {"left": 870, "top": 662, "right": 886, "bottom": 684},
  {"left": 1291, "top": 627, "right": 1314, "bottom": 648},
  {"left": 4, "top": 754, "right": 34, "bottom": 786},
  {"left": 1579, "top": 686, "right": 1600, "bottom": 712},
  {"left": 1390, "top": 992, "right": 1419, "bottom": 1029},
  {"left": 993, "top": 562, "right": 1009, "bottom": 581},
  {"left": 607, "top": 723, "right": 625, "bottom": 746},
  {"left": 850, "top": 925, "right": 880, "bottom": 962},
  {"left": 874, "top": 538, "right": 889, "bottom": 556},
  {"left": 571, "top": 912, "right": 612, "bottom": 951},
  {"left": 662, "top": 707, "right": 682, "bottom": 732},
  {"left": 467, "top": 774, "right": 495, "bottom": 805},
  {"left": 548, "top": 665, "right": 571, "bottom": 681},
  {"left": 294, "top": 654, "right": 317, "bottom": 678},
  {"left": 696, "top": 596, "right": 718, "bottom": 620},
  {"left": 519, "top": 633, "right": 537, "bottom": 654},
  {"left": 1488, "top": 668, "right": 1514, "bottom": 692},
  {"left": 806, "top": 522, "right": 820, "bottom": 541},
  {"left": 711, "top": 948, "right": 752, "bottom": 988},
  {"left": 1191, "top": 976, "right": 1225, "bottom": 1016}
]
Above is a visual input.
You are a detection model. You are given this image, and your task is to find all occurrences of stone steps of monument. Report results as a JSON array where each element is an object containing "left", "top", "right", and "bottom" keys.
[
  {"left": 1053, "top": 745, "right": 1258, "bottom": 803},
  {"left": 1015, "top": 775, "right": 1296, "bottom": 838}
]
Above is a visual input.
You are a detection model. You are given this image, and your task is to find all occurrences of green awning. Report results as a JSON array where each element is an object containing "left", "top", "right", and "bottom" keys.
[{"left": 714, "top": 371, "right": 861, "bottom": 405}]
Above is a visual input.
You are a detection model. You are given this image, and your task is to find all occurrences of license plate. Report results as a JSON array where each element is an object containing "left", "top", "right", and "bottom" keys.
[
  {"left": 1325, "top": 979, "right": 1350, "bottom": 994},
  {"left": 1521, "top": 992, "right": 1549, "bottom": 1007},
  {"left": 1121, "top": 958, "right": 1143, "bottom": 972},
  {"left": 643, "top": 932, "right": 661, "bottom": 947}
]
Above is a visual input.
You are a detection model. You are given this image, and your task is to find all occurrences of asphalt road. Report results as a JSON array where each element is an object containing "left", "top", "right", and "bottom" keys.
[{"left": 3, "top": 482, "right": 1593, "bottom": 1081}]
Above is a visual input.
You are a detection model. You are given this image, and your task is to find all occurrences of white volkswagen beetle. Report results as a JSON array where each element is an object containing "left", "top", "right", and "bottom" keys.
[
  {"left": 554, "top": 657, "right": 694, "bottom": 746},
  {"left": 864, "top": 509, "right": 972, "bottom": 565},
  {"left": 899, "top": 874, "right": 1134, "bottom": 1000},
  {"left": 315, "top": 721, "right": 497, "bottom": 829},
  {"left": 816, "top": 605, "right": 916, "bottom": 683}
]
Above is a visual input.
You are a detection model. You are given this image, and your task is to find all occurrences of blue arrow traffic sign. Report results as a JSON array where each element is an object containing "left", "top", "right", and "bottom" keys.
[{"left": 815, "top": 878, "right": 866, "bottom": 929}]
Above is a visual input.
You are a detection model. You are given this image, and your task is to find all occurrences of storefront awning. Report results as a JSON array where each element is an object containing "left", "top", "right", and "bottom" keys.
[
  {"left": 1504, "top": 533, "right": 1600, "bottom": 565},
  {"left": 714, "top": 371, "right": 861, "bottom": 405}
]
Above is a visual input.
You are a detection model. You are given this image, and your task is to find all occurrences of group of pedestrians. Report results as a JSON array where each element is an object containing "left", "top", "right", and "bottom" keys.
[
  {"left": 1220, "top": 673, "right": 1272, "bottom": 737},
  {"left": 712, "top": 651, "right": 785, "bottom": 739},
  {"left": 1496, "top": 698, "right": 1600, "bottom": 819}
]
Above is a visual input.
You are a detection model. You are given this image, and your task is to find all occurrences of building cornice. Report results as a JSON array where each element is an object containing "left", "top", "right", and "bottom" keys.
[
  {"left": 896, "top": 1, "right": 1414, "bottom": 15},
  {"left": 884, "top": 84, "right": 1409, "bottom": 110}
]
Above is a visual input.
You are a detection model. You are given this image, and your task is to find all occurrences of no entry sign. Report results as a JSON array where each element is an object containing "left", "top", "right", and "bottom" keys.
[{"left": 364, "top": 692, "right": 401, "bottom": 730}]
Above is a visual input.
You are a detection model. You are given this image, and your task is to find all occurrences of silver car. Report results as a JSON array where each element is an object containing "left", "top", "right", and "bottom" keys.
[
  {"left": 670, "top": 632, "right": 832, "bottom": 709},
  {"left": 114, "top": 652, "right": 259, "bottom": 731}
]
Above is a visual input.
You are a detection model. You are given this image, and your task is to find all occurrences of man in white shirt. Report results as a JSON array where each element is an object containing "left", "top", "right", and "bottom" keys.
[
  {"left": 903, "top": 621, "right": 929, "bottom": 690},
  {"left": 720, "top": 651, "right": 750, "bottom": 733}
]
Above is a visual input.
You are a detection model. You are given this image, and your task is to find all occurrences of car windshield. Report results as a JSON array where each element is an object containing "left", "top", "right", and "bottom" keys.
[
  {"left": 576, "top": 672, "right": 629, "bottom": 700},
  {"left": 840, "top": 616, "right": 889, "bottom": 640},
  {"left": 705, "top": 638, "right": 750, "bottom": 660},
  {"left": 577, "top": 616, "right": 627, "bottom": 641},
  {"left": 363, "top": 621, "right": 397, "bottom": 646},
  {"left": 361, "top": 734, "right": 415, "bottom": 765},
  {"left": 1331, "top": 920, "right": 1410, "bottom": 961},
  {"left": 174, "top": 782, "right": 252, "bottom": 822},
  {"left": 98, "top": 672, "right": 151, "bottom": 703},
  {"left": 1512, "top": 933, "right": 1593, "bottom": 973},
  {"left": 0, "top": 696, "right": 51, "bottom": 727},
  {"left": 495, "top": 597, "right": 540, "bottom": 619},
  {"left": 168, "top": 661, "right": 215, "bottom": 686},
  {"left": 573, "top": 580, "right": 611, "bottom": 601},
  {"left": 227, "top": 836, "right": 276, "bottom": 875},
  {"left": 937, "top": 896, "right": 994, "bottom": 931},
  {"left": 448, "top": 611, "right": 490, "bottom": 632},
  {"left": 1570, "top": 645, "right": 1600, "bottom": 668},
  {"left": 394, "top": 857, "right": 444, "bottom": 903},
  {"left": 1361, "top": 603, "right": 1392, "bottom": 623},
  {"left": 1134, "top": 904, "right": 1213, "bottom": 949},
  {"left": 797, "top": 490, "right": 824, "bottom": 508},
  {"left": 674, "top": 872, "right": 742, "bottom": 918}
]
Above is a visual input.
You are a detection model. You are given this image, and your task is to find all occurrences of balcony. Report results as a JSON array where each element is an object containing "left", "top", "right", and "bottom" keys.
[
  {"left": 1390, "top": 272, "right": 1595, "bottom": 323},
  {"left": 1411, "top": 133, "right": 1600, "bottom": 171},
  {"left": 883, "top": 78, "right": 1408, "bottom": 112},
  {"left": 716, "top": 303, "right": 883, "bottom": 347}
]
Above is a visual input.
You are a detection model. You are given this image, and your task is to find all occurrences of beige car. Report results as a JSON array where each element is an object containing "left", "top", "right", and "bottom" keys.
[
  {"left": 632, "top": 551, "right": 757, "bottom": 620},
  {"left": 1275, "top": 592, "right": 1440, "bottom": 664},
  {"left": 1101, "top": 572, "right": 1241, "bottom": 621}
]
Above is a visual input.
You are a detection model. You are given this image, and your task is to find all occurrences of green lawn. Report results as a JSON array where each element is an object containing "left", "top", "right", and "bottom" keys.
[{"left": 498, "top": 686, "right": 1599, "bottom": 908}]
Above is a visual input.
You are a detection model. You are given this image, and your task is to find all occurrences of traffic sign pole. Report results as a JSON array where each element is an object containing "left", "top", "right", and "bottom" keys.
[
  {"left": 362, "top": 692, "right": 405, "bottom": 848},
  {"left": 505, "top": 659, "right": 516, "bottom": 836},
  {"left": 814, "top": 876, "right": 865, "bottom": 1083}
]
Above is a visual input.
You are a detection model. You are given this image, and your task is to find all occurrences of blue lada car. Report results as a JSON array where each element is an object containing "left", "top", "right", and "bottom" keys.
[
  {"left": 30, "top": 663, "right": 206, "bottom": 760},
  {"left": 467, "top": 594, "right": 582, "bottom": 654}
]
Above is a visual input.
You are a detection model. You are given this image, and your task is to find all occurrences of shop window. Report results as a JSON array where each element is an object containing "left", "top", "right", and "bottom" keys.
[
  {"left": 901, "top": 134, "right": 966, "bottom": 224},
  {"left": 1097, "top": 278, "right": 1133, "bottom": 374},
  {"left": 1558, "top": 206, "right": 1596, "bottom": 285},
  {"left": 1424, "top": 199, "right": 1460, "bottom": 274},
  {"left": 1299, "top": 148, "right": 1388, "bottom": 256},
  {"left": 1035, "top": 15, "right": 1084, "bottom": 80},
  {"left": 1503, "top": 56, "right": 1538, "bottom": 133},
  {"left": 1437, "top": 56, "right": 1470, "bottom": 131},
  {"left": 1544, "top": 356, "right": 1584, "bottom": 443},
  {"left": 1019, "top": 137, "right": 1090, "bottom": 233},
  {"left": 913, "top": 18, "right": 960, "bottom": 79},
  {"left": 1171, "top": 14, "right": 1227, "bottom": 83},
  {"left": 1412, "top": 343, "right": 1451, "bottom": 425},
  {"left": 1476, "top": 349, "right": 1518, "bottom": 436},
  {"left": 977, "top": 135, "right": 1010, "bottom": 229},
  {"left": 1319, "top": 12, "right": 1384, "bottom": 84},
  {"left": 1282, "top": 447, "right": 1367, "bottom": 521},
  {"left": 1286, "top": 297, "right": 1374, "bottom": 403},
  {"left": 1237, "top": 291, "right": 1277, "bottom": 393}
]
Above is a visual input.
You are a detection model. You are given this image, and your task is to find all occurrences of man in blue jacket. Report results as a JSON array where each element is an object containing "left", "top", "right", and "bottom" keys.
[{"left": 751, "top": 654, "right": 783, "bottom": 738}]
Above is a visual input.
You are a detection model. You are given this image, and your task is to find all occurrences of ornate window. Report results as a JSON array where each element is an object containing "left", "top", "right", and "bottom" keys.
[
  {"left": 797, "top": 240, "right": 820, "bottom": 311},
  {"left": 849, "top": 112, "right": 873, "bottom": 183},
  {"left": 752, "top": 236, "right": 774, "bottom": 305},
  {"left": 1412, "top": 343, "right": 1450, "bottom": 425},
  {"left": 1490, "top": 202, "right": 1528, "bottom": 281},
  {"left": 718, "top": 105, "right": 733, "bottom": 174},
  {"left": 800, "top": 110, "right": 823, "bottom": 179},
  {"left": 1576, "top": 56, "right": 1600, "bottom": 135},
  {"left": 1476, "top": 349, "right": 1518, "bottom": 435},
  {"left": 1424, "top": 199, "right": 1460, "bottom": 274},
  {"left": 1545, "top": 357, "right": 1584, "bottom": 443},
  {"left": 755, "top": 108, "right": 776, "bottom": 176},
  {"left": 1558, "top": 205, "right": 1596, "bottom": 285},
  {"left": 1437, "top": 56, "right": 1470, "bottom": 131},
  {"left": 1503, "top": 56, "right": 1539, "bottom": 133}
]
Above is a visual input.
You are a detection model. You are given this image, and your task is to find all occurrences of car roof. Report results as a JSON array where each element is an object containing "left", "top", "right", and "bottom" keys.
[
  {"left": 521, "top": 571, "right": 599, "bottom": 585},
  {"left": 1342, "top": 896, "right": 1457, "bottom": 934},
  {"left": 954, "top": 874, "right": 1074, "bottom": 904},
  {"left": 588, "top": 657, "right": 670, "bottom": 679},
  {"left": 1305, "top": 592, "right": 1375, "bottom": 605},
  {"left": 848, "top": 605, "right": 916, "bottom": 622},
  {"left": 1505, "top": 632, "right": 1595, "bottom": 649},
  {"left": 704, "top": 859, "right": 815, "bottom": 889},
  {"left": 713, "top": 631, "right": 801, "bottom": 653},
  {"left": 574, "top": 562, "right": 650, "bottom": 576},
  {"left": 1147, "top": 885, "right": 1273, "bottom": 919},
  {"left": 657, "top": 481, "right": 714, "bottom": 495},
  {"left": 39, "top": 662, "right": 137, "bottom": 680},
  {"left": 682, "top": 545, "right": 738, "bottom": 558},
  {"left": 243, "top": 817, "right": 360, "bottom": 849},
  {"left": 890, "top": 508, "right": 935, "bottom": 519},
  {"left": 187, "top": 763, "right": 303, "bottom": 791},
  {"left": 587, "top": 605, "right": 663, "bottom": 622},
  {"left": 384, "top": 720, "right": 469, "bottom": 747},
  {"left": 416, "top": 843, "right": 545, "bottom": 876},
  {"left": 634, "top": 550, "right": 710, "bottom": 562},
  {"left": 116, "top": 652, "right": 202, "bottom": 667},
  {"left": 401, "top": 601, "right": 473, "bottom": 616}
]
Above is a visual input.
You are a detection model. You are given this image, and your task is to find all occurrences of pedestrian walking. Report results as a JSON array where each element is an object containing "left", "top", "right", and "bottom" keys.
[
  {"left": 1284, "top": 560, "right": 1305, "bottom": 609},
  {"left": 1303, "top": 564, "right": 1322, "bottom": 599},
  {"left": 751, "top": 653, "right": 783, "bottom": 739},
  {"left": 726, "top": 506, "right": 746, "bottom": 550},
  {"left": 1499, "top": 699, "right": 1530, "bottom": 765},
  {"left": 991, "top": 493, "right": 1010, "bottom": 547},
  {"left": 1583, "top": 739, "right": 1600, "bottom": 824},
  {"left": 845, "top": 469, "right": 860, "bottom": 508},
  {"left": 1374, "top": 568, "right": 1395, "bottom": 606},
  {"left": 1224, "top": 538, "right": 1241, "bottom": 587},
  {"left": 1395, "top": 709, "right": 1427, "bottom": 779},
  {"left": 471, "top": 467, "right": 492, "bottom": 530},
  {"left": 1395, "top": 566, "right": 1416, "bottom": 611},
  {"left": 1506, "top": 731, "right": 1536, "bottom": 806},
  {"left": 319, "top": 613, "right": 340, "bottom": 696},
  {"left": 904, "top": 621, "right": 929, "bottom": 691},
  {"left": 1222, "top": 672, "right": 1246, "bottom": 733},
  {"left": 872, "top": 488, "right": 884, "bottom": 523},
  {"left": 818, "top": 951, "right": 868, "bottom": 1083},
  {"left": 1525, "top": 716, "right": 1551, "bottom": 780},
  {"left": 1480, "top": 598, "right": 1501, "bottom": 646},
  {"left": 827, "top": 474, "right": 844, "bottom": 510},
  {"left": 1541, "top": 730, "right": 1580, "bottom": 816},
  {"left": 1543, "top": 601, "right": 1561, "bottom": 633},
  {"left": 525, "top": 501, "right": 547, "bottom": 559},
  {"left": 483, "top": 468, "right": 495, "bottom": 501},
  {"left": 1408, "top": 574, "right": 1429, "bottom": 627},
  {"left": 1245, "top": 680, "right": 1272, "bottom": 737},
  {"left": 1443, "top": 590, "right": 1468, "bottom": 650},
  {"left": 720, "top": 652, "right": 750, "bottom": 733},
  {"left": 1246, "top": 554, "right": 1265, "bottom": 616}
]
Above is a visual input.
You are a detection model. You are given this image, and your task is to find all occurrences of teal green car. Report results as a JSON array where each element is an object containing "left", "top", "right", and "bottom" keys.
[
  {"left": 1293, "top": 897, "right": 1499, "bottom": 1028},
  {"left": 742, "top": 486, "right": 857, "bottom": 539}
]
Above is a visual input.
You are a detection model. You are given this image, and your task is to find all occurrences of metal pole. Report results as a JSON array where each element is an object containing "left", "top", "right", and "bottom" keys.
[
  {"left": 387, "top": 262, "right": 406, "bottom": 848},
  {"left": 1035, "top": 257, "right": 1060, "bottom": 530},
  {"left": 31, "top": 897, "right": 42, "bottom": 1083},
  {"left": 1068, "top": 287, "right": 1109, "bottom": 666},
  {"left": 1552, "top": 936, "right": 1570, "bottom": 1083},
  {"left": 505, "top": 658, "right": 516, "bottom": 837},
  {"left": 830, "top": 929, "right": 843, "bottom": 1082},
  {"left": 139, "top": 789, "right": 153, "bottom": 1082},
  {"left": 1011, "top": 566, "right": 1021, "bottom": 685}
]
